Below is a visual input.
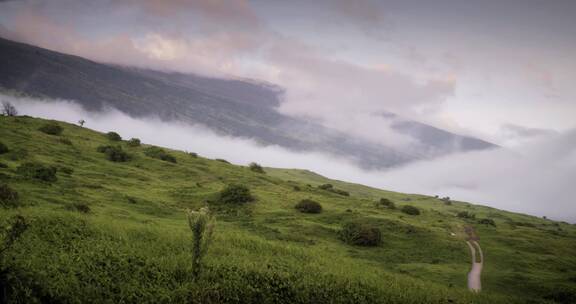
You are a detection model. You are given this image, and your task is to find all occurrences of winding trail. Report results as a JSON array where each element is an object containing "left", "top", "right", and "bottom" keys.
[{"left": 464, "top": 226, "right": 483, "bottom": 292}]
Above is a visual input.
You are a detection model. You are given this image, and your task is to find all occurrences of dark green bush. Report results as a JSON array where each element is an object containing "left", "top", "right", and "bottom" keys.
[
  {"left": 106, "top": 131, "right": 122, "bottom": 141},
  {"left": 219, "top": 184, "right": 254, "bottom": 204},
  {"left": 330, "top": 189, "right": 350, "bottom": 196},
  {"left": 143, "top": 147, "right": 176, "bottom": 163},
  {"left": 127, "top": 138, "right": 141, "bottom": 147},
  {"left": 0, "top": 162, "right": 8, "bottom": 169},
  {"left": 457, "top": 211, "right": 476, "bottom": 219},
  {"left": 0, "top": 141, "right": 8, "bottom": 154},
  {"left": 16, "top": 162, "right": 58, "bottom": 182},
  {"left": 8, "top": 148, "right": 28, "bottom": 161},
  {"left": 38, "top": 123, "right": 63, "bottom": 135},
  {"left": 478, "top": 218, "right": 496, "bottom": 226},
  {"left": 0, "top": 183, "right": 19, "bottom": 208},
  {"left": 295, "top": 199, "right": 322, "bottom": 214},
  {"left": 318, "top": 184, "right": 333, "bottom": 190},
  {"left": 58, "top": 166, "right": 74, "bottom": 175},
  {"left": 375, "top": 198, "right": 396, "bottom": 209},
  {"left": 249, "top": 162, "right": 265, "bottom": 174},
  {"left": 339, "top": 222, "right": 382, "bottom": 246},
  {"left": 216, "top": 158, "right": 230, "bottom": 164},
  {"left": 188, "top": 152, "right": 198, "bottom": 158},
  {"left": 66, "top": 202, "right": 91, "bottom": 213},
  {"left": 97, "top": 145, "right": 131, "bottom": 162},
  {"left": 293, "top": 185, "right": 301, "bottom": 191},
  {"left": 401, "top": 205, "right": 420, "bottom": 216}
]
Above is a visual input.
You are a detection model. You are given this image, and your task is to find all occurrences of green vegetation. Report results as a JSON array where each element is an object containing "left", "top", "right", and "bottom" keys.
[
  {"left": 143, "top": 146, "right": 177, "bottom": 163},
  {"left": 401, "top": 205, "right": 420, "bottom": 216},
  {"left": 339, "top": 222, "right": 382, "bottom": 247},
  {"left": 97, "top": 145, "right": 131, "bottom": 162},
  {"left": 0, "top": 141, "right": 8, "bottom": 154},
  {"left": 127, "top": 138, "right": 141, "bottom": 147},
  {"left": 218, "top": 184, "right": 254, "bottom": 204},
  {"left": 458, "top": 211, "right": 476, "bottom": 220},
  {"left": 0, "top": 115, "right": 575, "bottom": 303},
  {"left": 376, "top": 198, "right": 396, "bottom": 209},
  {"left": 106, "top": 131, "right": 122, "bottom": 141},
  {"left": 318, "top": 183, "right": 350, "bottom": 196},
  {"left": 249, "top": 162, "right": 265, "bottom": 174},
  {"left": 294, "top": 199, "right": 322, "bottom": 213},
  {"left": 187, "top": 207, "right": 216, "bottom": 278},
  {"left": 0, "top": 183, "right": 19, "bottom": 208},
  {"left": 478, "top": 218, "right": 496, "bottom": 226},
  {"left": 16, "top": 162, "right": 58, "bottom": 182},
  {"left": 38, "top": 122, "right": 63, "bottom": 135}
]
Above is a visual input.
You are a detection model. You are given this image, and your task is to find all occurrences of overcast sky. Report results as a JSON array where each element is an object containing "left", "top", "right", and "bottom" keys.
[{"left": 1, "top": 0, "right": 575, "bottom": 146}]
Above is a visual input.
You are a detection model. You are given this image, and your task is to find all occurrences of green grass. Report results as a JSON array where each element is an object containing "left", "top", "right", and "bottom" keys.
[{"left": 0, "top": 115, "right": 575, "bottom": 303}]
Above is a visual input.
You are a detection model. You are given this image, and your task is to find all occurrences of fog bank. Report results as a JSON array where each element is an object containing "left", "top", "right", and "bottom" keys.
[{"left": 6, "top": 95, "right": 576, "bottom": 223}]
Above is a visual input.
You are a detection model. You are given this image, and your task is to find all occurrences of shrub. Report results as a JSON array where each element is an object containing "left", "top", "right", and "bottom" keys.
[
  {"left": 339, "top": 222, "right": 381, "bottom": 246},
  {"left": 16, "top": 162, "right": 58, "bottom": 182},
  {"left": 457, "top": 211, "right": 476, "bottom": 219},
  {"left": 58, "top": 166, "right": 74, "bottom": 175},
  {"left": 295, "top": 199, "right": 322, "bottom": 214},
  {"left": 143, "top": 147, "right": 176, "bottom": 163},
  {"left": 188, "top": 152, "right": 198, "bottom": 158},
  {"left": 66, "top": 202, "right": 91, "bottom": 213},
  {"left": 0, "top": 141, "right": 8, "bottom": 154},
  {"left": 187, "top": 207, "right": 216, "bottom": 278},
  {"left": 0, "top": 215, "right": 28, "bottom": 256},
  {"left": 376, "top": 198, "right": 396, "bottom": 209},
  {"left": 249, "top": 162, "right": 265, "bottom": 174},
  {"left": 8, "top": 148, "right": 28, "bottom": 161},
  {"left": 0, "top": 162, "right": 7, "bottom": 169},
  {"left": 401, "top": 205, "right": 420, "bottom": 215},
  {"left": 38, "top": 123, "right": 63, "bottom": 135},
  {"left": 318, "top": 184, "right": 333, "bottom": 190},
  {"left": 0, "top": 183, "right": 19, "bottom": 208},
  {"left": 293, "top": 185, "right": 301, "bottom": 191},
  {"left": 1, "top": 101, "right": 18, "bottom": 116},
  {"left": 331, "top": 189, "right": 350, "bottom": 196},
  {"left": 127, "top": 138, "right": 141, "bottom": 147},
  {"left": 478, "top": 218, "right": 496, "bottom": 226},
  {"left": 106, "top": 131, "right": 122, "bottom": 141},
  {"left": 97, "top": 145, "right": 131, "bottom": 162},
  {"left": 216, "top": 158, "right": 230, "bottom": 164},
  {"left": 219, "top": 184, "right": 254, "bottom": 204}
]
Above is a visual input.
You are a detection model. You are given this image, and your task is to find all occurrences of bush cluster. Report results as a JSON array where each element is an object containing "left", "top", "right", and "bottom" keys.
[
  {"left": 478, "top": 218, "right": 496, "bottom": 226},
  {"left": 97, "top": 145, "right": 131, "bottom": 162},
  {"left": 38, "top": 123, "right": 63, "bottom": 135},
  {"left": 0, "top": 183, "right": 20, "bottom": 208},
  {"left": 218, "top": 184, "right": 254, "bottom": 204},
  {"left": 127, "top": 138, "right": 141, "bottom": 147},
  {"left": 16, "top": 162, "right": 58, "bottom": 182},
  {"left": 400, "top": 205, "right": 420, "bottom": 216},
  {"left": 375, "top": 198, "right": 396, "bottom": 209},
  {"left": 8, "top": 148, "right": 28, "bottom": 161},
  {"left": 249, "top": 162, "right": 265, "bottom": 174},
  {"left": 143, "top": 147, "right": 176, "bottom": 163},
  {"left": 66, "top": 202, "right": 91, "bottom": 213},
  {"left": 216, "top": 159, "right": 230, "bottom": 164},
  {"left": 339, "top": 222, "right": 382, "bottom": 246},
  {"left": 295, "top": 199, "right": 322, "bottom": 214},
  {"left": 106, "top": 132, "right": 122, "bottom": 141},
  {"left": 318, "top": 184, "right": 350, "bottom": 196},
  {"left": 0, "top": 141, "right": 9, "bottom": 154},
  {"left": 188, "top": 152, "right": 198, "bottom": 158},
  {"left": 457, "top": 211, "right": 476, "bottom": 219}
]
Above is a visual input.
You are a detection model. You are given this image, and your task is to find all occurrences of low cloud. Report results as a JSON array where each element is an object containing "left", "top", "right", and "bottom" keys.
[{"left": 6, "top": 95, "right": 576, "bottom": 223}]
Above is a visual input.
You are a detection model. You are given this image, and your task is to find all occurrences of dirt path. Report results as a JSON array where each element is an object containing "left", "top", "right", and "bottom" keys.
[{"left": 466, "top": 240, "right": 483, "bottom": 292}]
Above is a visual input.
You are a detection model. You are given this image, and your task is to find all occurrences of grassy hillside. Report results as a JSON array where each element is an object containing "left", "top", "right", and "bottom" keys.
[{"left": 0, "top": 115, "right": 575, "bottom": 303}]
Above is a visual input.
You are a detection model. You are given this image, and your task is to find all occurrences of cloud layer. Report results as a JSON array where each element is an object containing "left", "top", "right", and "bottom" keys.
[{"left": 6, "top": 95, "right": 576, "bottom": 223}]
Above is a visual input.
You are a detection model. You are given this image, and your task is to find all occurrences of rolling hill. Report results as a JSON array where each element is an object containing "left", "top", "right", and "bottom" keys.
[
  {"left": 0, "top": 36, "right": 496, "bottom": 169},
  {"left": 0, "top": 115, "right": 574, "bottom": 303}
]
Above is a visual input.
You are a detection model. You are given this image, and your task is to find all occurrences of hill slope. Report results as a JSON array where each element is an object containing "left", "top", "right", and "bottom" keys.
[
  {"left": 0, "top": 115, "right": 574, "bottom": 303},
  {"left": 0, "top": 36, "right": 496, "bottom": 169}
]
